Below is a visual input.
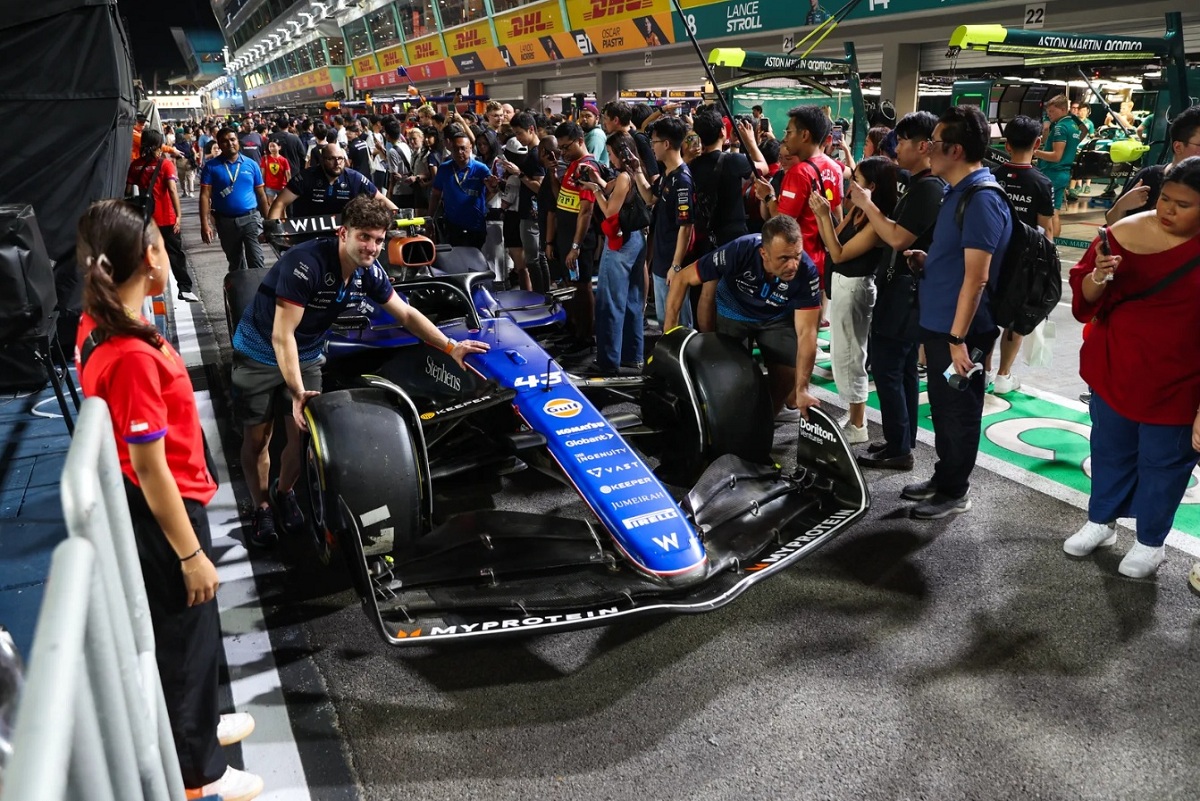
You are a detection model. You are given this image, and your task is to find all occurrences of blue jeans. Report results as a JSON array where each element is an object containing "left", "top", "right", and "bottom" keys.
[
  {"left": 870, "top": 331, "right": 919, "bottom": 457},
  {"left": 652, "top": 273, "right": 693, "bottom": 330},
  {"left": 595, "top": 231, "right": 645, "bottom": 371},
  {"left": 1089, "top": 392, "right": 1198, "bottom": 547}
]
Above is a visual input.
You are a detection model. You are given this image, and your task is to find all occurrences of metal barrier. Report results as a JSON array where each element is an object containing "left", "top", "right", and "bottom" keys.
[{"left": 1, "top": 399, "right": 185, "bottom": 801}]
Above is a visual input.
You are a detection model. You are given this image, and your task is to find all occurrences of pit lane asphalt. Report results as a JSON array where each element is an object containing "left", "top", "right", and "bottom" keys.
[{"left": 180, "top": 197, "right": 1200, "bottom": 801}]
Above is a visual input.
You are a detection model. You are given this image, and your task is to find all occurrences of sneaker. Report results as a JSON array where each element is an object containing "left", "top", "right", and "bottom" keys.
[
  {"left": 911, "top": 493, "right": 972, "bottom": 519},
  {"left": 993, "top": 373, "right": 1021, "bottom": 395},
  {"left": 249, "top": 507, "right": 277, "bottom": 549},
  {"left": 901, "top": 478, "right": 938, "bottom": 501},
  {"left": 178, "top": 290, "right": 200, "bottom": 303},
  {"left": 916, "top": 363, "right": 927, "bottom": 379},
  {"left": 1063, "top": 520, "right": 1117, "bottom": 557},
  {"left": 270, "top": 479, "right": 305, "bottom": 535},
  {"left": 185, "top": 766, "right": 263, "bottom": 801},
  {"left": 1117, "top": 542, "right": 1165, "bottom": 578},
  {"left": 985, "top": 369, "right": 997, "bottom": 390},
  {"left": 1079, "top": 391, "right": 1092, "bottom": 404},
  {"left": 844, "top": 423, "right": 868, "bottom": 444},
  {"left": 1188, "top": 562, "right": 1200, "bottom": 595},
  {"left": 819, "top": 319, "right": 830, "bottom": 329},
  {"left": 217, "top": 712, "right": 256, "bottom": 747}
]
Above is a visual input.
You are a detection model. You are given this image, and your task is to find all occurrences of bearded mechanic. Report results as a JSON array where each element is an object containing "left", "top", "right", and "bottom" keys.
[
  {"left": 663, "top": 214, "right": 822, "bottom": 419},
  {"left": 230, "top": 195, "right": 489, "bottom": 547}
]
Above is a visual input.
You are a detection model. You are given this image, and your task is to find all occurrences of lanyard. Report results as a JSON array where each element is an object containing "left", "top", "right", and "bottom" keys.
[
  {"left": 221, "top": 157, "right": 242, "bottom": 187},
  {"left": 454, "top": 165, "right": 471, "bottom": 189}
]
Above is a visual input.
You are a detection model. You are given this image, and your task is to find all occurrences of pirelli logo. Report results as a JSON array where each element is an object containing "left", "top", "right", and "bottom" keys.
[
  {"left": 582, "top": 0, "right": 652, "bottom": 22},
  {"left": 507, "top": 11, "right": 554, "bottom": 38}
]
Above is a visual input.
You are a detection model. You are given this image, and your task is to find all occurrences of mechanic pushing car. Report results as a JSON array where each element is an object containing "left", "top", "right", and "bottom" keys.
[
  {"left": 663, "top": 214, "right": 822, "bottom": 421},
  {"left": 230, "top": 195, "right": 490, "bottom": 548}
]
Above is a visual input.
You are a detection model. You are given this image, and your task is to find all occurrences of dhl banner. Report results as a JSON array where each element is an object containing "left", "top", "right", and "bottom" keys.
[
  {"left": 443, "top": 19, "right": 508, "bottom": 74},
  {"left": 403, "top": 33, "right": 450, "bottom": 81},
  {"left": 352, "top": 54, "right": 380, "bottom": 78},
  {"left": 247, "top": 67, "right": 335, "bottom": 100},
  {"left": 494, "top": 1, "right": 571, "bottom": 68},
  {"left": 563, "top": 0, "right": 673, "bottom": 56}
]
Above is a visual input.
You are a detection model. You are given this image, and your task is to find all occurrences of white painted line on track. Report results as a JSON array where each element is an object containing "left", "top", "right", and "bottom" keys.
[
  {"left": 173, "top": 282, "right": 313, "bottom": 800},
  {"left": 808, "top": 381, "right": 1200, "bottom": 560}
]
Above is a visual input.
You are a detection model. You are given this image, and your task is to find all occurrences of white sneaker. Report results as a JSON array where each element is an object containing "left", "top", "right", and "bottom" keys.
[
  {"left": 187, "top": 766, "right": 263, "bottom": 801},
  {"left": 985, "top": 369, "right": 997, "bottom": 390},
  {"left": 1118, "top": 542, "right": 1165, "bottom": 578},
  {"left": 844, "top": 423, "right": 868, "bottom": 444},
  {"left": 837, "top": 413, "right": 850, "bottom": 428},
  {"left": 993, "top": 373, "right": 1021, "bottom": 394},
  {"left": 1188, "top": 562, "right": 1200, "bottom": 595},
  {"left": 1063, "top": 520, "right": 1117, "bottom": 556},
  {"left": 217, "top": 712, "right": 255, "bottom": 747},
  {"left": 178, "top": 290, "right": 201, "bottom": 303}
]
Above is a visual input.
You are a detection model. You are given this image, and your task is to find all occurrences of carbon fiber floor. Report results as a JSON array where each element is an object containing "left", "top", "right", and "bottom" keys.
[{"left": 183, "top": 198, "right": 1200, "bottom": 801}]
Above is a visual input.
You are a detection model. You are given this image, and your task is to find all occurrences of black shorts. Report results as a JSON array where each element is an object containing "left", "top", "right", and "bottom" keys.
[
  {"left": 716, "top": 314, "right": 797, "bottom": 367},
  {"left": 503, "top": 211, "right": 523, "bottom": 248}
]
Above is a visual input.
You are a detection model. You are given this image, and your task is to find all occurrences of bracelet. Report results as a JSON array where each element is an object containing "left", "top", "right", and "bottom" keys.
[
  {"left": 1089, "top": 271, "right": 1108, "bottom": 286},
  {"left": 443, "top": 338, "right": 457, "bottom": 354},
  {"left": 180, "top": 547, "right": 203, "bottom": 563}
]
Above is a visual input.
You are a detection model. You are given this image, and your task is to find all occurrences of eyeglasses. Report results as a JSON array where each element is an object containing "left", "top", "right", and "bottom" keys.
[
  {"left": 323, "top": 156, "right": 346, "bottom": 162},
  {"left": 650, "top": 139, "right": 667, "bottom": 146},
  {"left": 929, "top": 139, "right": 955, "bottom": 149}
]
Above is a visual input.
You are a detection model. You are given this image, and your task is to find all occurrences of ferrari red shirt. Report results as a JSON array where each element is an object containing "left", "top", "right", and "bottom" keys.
[
  {"left": 775, "top": 156, "right": 843, "bottom": 276},
  {"left": 260, "top": 154, "right": 290, "bottom": 192},
  {"left": 126, "top": 156, "right": 178, "bottom": 228},
  {"left": 75, "top": 314, "right": 217, "bottom": 504}
]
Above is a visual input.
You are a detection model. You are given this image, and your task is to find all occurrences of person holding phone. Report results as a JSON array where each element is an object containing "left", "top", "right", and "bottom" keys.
[{"left": 1063, "top": 156, "right": 1200, "bottom": 580}]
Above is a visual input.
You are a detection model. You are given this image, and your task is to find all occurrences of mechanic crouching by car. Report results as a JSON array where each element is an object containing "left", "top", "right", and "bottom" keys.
[
  {"left": 663, "top": 214, "right": 822, "bottom": 422},
  {"left": 230, "top": 195, "right": 490, "bottom": 547}
]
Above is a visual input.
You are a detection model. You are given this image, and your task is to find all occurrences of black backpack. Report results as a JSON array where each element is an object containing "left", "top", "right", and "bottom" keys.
[
  {"left": 129, "top": 158, "right": 166, "bottom": 224},
  {"left": 956, "top": 183, "right": 1061, "bottom": 336},
  {"left": 691, "top": 152, "right": 726, "bottom": 253}
]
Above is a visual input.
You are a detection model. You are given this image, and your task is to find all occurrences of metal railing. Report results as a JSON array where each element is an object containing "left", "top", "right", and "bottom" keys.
[{"left": 1, "top": 399, "right": 185, "bottom": 801}]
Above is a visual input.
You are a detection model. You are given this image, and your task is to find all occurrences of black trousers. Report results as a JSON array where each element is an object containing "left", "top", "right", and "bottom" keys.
[
  {"left": 870, "top": 331, "right": 919, "bottom": 457},
  {"left": 158, "top": 224, "right": 194, "bottom": 293},
  {"left": 124, "top": 482, "right": 226, "bottom": 788},
  {"left": 922, "top": 330, "right": 997, "bottom": 499}
]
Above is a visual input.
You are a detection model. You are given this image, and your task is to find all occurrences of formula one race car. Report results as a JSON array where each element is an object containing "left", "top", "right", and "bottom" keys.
[{"left": 227, "top": 215, "right": 870, "bottom": 646}]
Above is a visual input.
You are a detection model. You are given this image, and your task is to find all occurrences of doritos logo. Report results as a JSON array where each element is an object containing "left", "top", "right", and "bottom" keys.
[
  {"left": 413, "top": 42, "right": 436, "bottom": 60},
  {"left": 508, "top": 11, "right": 554, "bottom": 38},
  {"left": 455, "top": 29, "right": 485, "bottom": 50},
  {"left": 583, "top": 0, "right": 651, "bottom": 22}
]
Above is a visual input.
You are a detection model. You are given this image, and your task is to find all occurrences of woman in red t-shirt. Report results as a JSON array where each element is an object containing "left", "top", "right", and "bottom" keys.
[
  {"left": 259, "top": 138, "right": 291, "bottom": 203},
  {"left": 1064, "top": 156, "right": 1200, "bottom": 580},
  {"left": 126, "top": 128, "right": 199, "bottom": 303},
  {"left": 75, "top": 201, "right": 263, "bottom": 801}
]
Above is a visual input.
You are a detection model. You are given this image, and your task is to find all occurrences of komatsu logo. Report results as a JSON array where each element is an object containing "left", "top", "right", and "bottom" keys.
[
  {"left": 395, "top": 607, "right": 621, "bottom": 639},
  {"left": 798, "top": 416, "right": 836, "bottom": 444},
  {"left": 622, "top": 508, "right": 678, "bottom": 530},
  {"left": 425, "top": 355, "right": 461, "bottom": 391},
  {"left": 555, "top": 420, "right": 605, "bottom": 436},
  {"left": 744, "top": 508, "right": 857, "bottom": 572}
]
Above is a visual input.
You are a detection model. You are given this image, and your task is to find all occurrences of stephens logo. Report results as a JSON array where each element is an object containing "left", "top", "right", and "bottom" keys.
[
  {"left": 582, "top": 0, "right": 652, "bottom": 22},
  {"left": 455, "top": 29, "right": 486, "bottom": 50},
  {"left": 413, "top": 41, "right": 437, "bottom": 60},
  {"left": 507, "top": 11, "right": 554, "bottom": 38},
  {"left": 425, "top": 355, "right": 462, "bottom": 391},
  {"left": 544, "top": 398, "right": 582, "bottom": 418}
]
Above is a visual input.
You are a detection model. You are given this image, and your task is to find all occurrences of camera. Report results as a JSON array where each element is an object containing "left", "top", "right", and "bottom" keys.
[{"left": 945, "top": 347, "right": 985, "bottom": 391}]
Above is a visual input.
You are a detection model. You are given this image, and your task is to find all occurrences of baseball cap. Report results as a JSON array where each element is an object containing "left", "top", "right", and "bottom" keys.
[
  {"left": 583, "top": 102, "right": 599, "bottom": 115},
  {"left": 504, "top": 137, "right": 528, "bottom": 155}
]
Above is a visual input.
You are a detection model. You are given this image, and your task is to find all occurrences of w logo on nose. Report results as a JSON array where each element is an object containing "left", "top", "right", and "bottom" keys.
[{"left": 651, "top": 532, "right": 679, "bottom": 551}]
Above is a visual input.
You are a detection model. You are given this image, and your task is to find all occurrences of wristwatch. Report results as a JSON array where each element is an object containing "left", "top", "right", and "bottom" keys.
[
  {"left": 671, "top": 263, "right": 683, "bottom": 273},
  {"left": 570, "top": 242, "right": 580, "bottom": 251},
  {"left": 765, "top": 192, "right": 776, "bottom": 202},
  {"left": 947, "top": 333, "right": 965, "bottom": 346}
]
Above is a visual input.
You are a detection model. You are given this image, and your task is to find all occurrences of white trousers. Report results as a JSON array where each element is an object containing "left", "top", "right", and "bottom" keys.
[{"left": 829, "top": 272, "right": 876, "bottom": 404}]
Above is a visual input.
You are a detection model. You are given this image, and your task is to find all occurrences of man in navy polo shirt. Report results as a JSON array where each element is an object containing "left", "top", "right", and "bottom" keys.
[
  {"left": 902, "top": 105, "right": 1012, "bottom": 520},
  {"left": 663, "top": 214, "right": 822, "bottom": 420},
  {"left": 230, "top": 195, "right": 489, "bottom": 547},
  {"left": 265, "top": 143, "right": 394, "bottom": 220},
  {"left": 200, "top": 127, "right": 269, "bottom": 271},
  {"left": 428, "top": 131, "right": 496, "bottom": 249}
]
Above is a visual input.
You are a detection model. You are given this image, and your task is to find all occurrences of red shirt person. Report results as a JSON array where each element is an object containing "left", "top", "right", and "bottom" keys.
[{"left": 126, "top": 128, "right": 199, "bottom": 301}]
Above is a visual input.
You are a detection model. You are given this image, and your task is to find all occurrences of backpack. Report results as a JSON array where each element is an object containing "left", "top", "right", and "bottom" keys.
[
  {"left": 691, "top": 151, "right": 726, "bottom": 254},
  {"left": 956, "top": 183, "right": 1061, "bottom": 336},
  {"left": 129, "top": 158, "right": 166, "bottom": 224}
]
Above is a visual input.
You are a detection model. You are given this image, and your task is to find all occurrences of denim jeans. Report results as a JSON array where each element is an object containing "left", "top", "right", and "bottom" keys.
[
  {"left": 1088, "top": 392, "right": 1199, "bottom": 547},
  {"left": 870, "top": 331, "right": 919, "bottom": 457},
  {"left": 652, "top": 272, "right": 693, "bottom": 330},
  {"left": 595, "top": 230, "right": 645, "bottom": 371},
  {"left": 923, "top": 331, "right": 997, "bottom": 499}
]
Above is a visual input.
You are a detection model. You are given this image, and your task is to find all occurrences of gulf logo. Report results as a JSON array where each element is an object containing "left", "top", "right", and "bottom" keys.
[{"left": 544, "top": 398, "right": 582, "bottom": 418}]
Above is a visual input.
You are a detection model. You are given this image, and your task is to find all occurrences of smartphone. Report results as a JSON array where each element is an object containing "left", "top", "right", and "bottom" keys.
[
  {"left": 1097, "top": 226, "right": 1111, "bottom": 256},
  {"left": 832, "top": 128, "right": 844, "bottom": 145},
  {"left": 618, "top": 145, "right": 634, "bottom": 164}
]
